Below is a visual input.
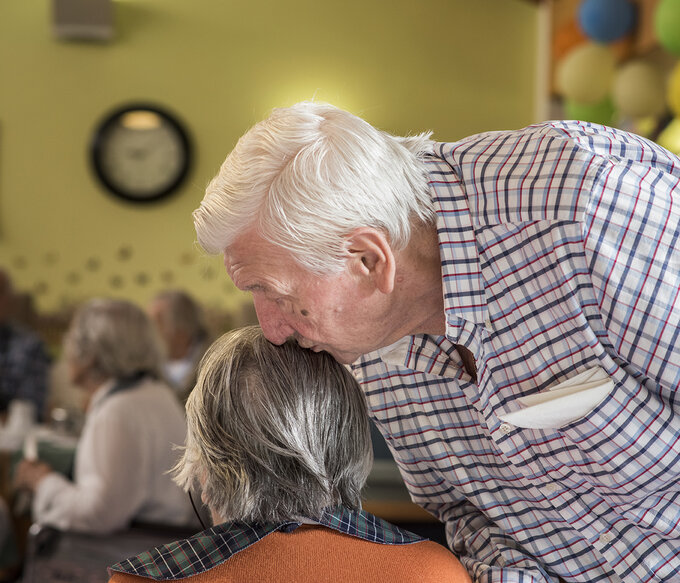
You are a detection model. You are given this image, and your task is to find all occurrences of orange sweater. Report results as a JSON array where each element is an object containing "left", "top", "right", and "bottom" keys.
[{"left": 109, "top": 524, "right": 471, "bottom": 583}]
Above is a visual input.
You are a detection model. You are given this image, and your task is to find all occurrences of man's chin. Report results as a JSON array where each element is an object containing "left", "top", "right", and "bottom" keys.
[
  {"left": 300, "top": 342, "right": 363, "bottom": 365},
  {"left": 325, "top": 349, "right": 362, "bottom": 365}
]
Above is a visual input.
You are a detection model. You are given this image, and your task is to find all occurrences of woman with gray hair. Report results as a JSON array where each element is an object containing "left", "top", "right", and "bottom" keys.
[
  {"left": 108, "top": 326, "right": 470, "bottom": 582},
  {"left": 14, "top": 298, "right": 196, "bottom": 534}
]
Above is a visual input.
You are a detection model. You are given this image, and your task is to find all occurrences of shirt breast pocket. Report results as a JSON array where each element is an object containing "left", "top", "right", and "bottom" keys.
[
  {"left": 500, "top": 367, "right": 680, "bottom": 499},
  {"left": 497, "top": 367, "right": 613, "bottom": 429}
]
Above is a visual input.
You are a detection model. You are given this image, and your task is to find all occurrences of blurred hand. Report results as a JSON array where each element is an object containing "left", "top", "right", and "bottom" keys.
[{"left": 13, "top": 459, "right": 52, "bottom": 492}]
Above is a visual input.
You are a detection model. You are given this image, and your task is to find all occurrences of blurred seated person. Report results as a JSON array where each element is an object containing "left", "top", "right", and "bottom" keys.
[
  {"left": 14, "top": 298, "right": 196, "bottom": 534},
  {"left": 0, "top": 268, "right": 50, "bottom": 423},
  {"left": 147, "top": 290, "right": 210, "bottom": 402},
  {"left": 108, "top": 326, "right": 470, "bottom": 582}
]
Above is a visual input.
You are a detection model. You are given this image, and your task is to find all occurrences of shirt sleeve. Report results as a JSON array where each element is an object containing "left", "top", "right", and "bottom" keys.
[
  {"left": 422, "top": 499, "right": 561, "bottom": 583},
  {"left": 581, "top": 137, "right": 680, "bottom": 390},
  {"left": 32, "top": 401, "right": 148, "bottom": 534}
]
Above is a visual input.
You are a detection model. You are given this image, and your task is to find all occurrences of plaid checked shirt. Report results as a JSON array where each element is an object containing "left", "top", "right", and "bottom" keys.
[
  {"left": 108, "top": 507, "right": 423, "bottom": 580},
  {"left": 352, "top": 121, "right": 680, "bottom": 583}
]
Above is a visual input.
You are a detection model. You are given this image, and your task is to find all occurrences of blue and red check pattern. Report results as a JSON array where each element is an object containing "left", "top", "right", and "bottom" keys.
[
  {"left": 352, "top": 121, "right": 680, "bottom": 583},
  {"left": 108, "top": 507, "right": 423, "bottom": 580}
]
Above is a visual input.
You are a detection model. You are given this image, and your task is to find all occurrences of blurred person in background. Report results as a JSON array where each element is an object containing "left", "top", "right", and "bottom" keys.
[
  {"left": 108, "top": 326, "right": 470, "bottom": 583},
  {"left": 13, "top": 298, "right": 196, "bottom": 534},
  {"left": 0, "top": 269, "right": 50, "bottom": 424},
  {"left": 148, "top": 290, "right": 210, "bottom": 403}
]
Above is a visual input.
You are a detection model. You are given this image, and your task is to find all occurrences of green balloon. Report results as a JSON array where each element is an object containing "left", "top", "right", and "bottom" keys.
[
  {"left": 655, "top": 0, "right": 680, "bottom": 56},
  {"left": 564, "top": 98, "right": 615, "bottom": 126}
]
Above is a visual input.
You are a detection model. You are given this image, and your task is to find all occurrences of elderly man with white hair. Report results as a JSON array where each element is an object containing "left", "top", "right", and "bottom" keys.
[{"left": 191, "top": 102, "right": 680, "bottom": 583}]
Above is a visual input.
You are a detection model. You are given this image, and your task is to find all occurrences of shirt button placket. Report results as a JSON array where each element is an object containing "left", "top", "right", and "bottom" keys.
[{"left": 499, "top": 423, "right": 513, "bottom": 435}]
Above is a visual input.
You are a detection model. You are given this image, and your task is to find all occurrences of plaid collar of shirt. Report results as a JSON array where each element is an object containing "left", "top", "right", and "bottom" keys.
[
  {"left": 374, "top": 151, "right": 488, "bottom": 376},
  {"left": 108, "top": 507, "right": 424, "bottom": 580},
  {"left": 427, "top": 150, "right": 488, "bottom": 330}
]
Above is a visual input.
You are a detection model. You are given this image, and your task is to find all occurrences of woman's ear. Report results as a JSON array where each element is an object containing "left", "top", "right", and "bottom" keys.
[{"left": 344, "top": 228, "right": 396, "bottom": 294}]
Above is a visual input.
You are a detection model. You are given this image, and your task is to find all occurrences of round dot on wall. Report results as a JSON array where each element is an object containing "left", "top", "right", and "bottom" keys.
[
  {"left": 66, "top": 272, "right": 81, "bottom": 285},
  {"left": 160, "top": 271, "right": 175, "bottom": 284},
  {"left": 134, "top": 272, "right": 150, "bottom": 286},
  {"left": 12, "top": 256, "right": 27, "bottom": 269},
  {"left": 201, "top": 267, "right": 216, "bottom": 280},
  {"left": 32, "top": 281, "right": 49, "bottom": 295},
  {"left": 117, "top": 246, "right": 133, "bottom": 261},
  {"left": 85, "top": 257, "right": 101, "bottom": 271},
  {"left": 43, "top": 252, "right": 59, "bottom": 265},
  {"left": 179, "top": 252, "right": 195, "bottom": 266},
  {"left": 109, "top": 275, "right": 124, "bottom": 289}
]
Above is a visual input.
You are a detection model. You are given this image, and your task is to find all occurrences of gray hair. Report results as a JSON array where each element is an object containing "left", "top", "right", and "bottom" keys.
[
  {"left": 173, "top": 325, "right": 373, "bottom": 523},
  {"left": 64, "top": 298, "right": 164, "bottom": 381},
  {"left": 193, "top": 101, "right": 435, "bottom": 274},
  {"left": 150, "top": 289, "right": 208, "bottom": 343}
]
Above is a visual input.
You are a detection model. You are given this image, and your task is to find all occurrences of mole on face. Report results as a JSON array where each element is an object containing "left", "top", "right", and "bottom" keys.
[{"left": 300, "top": 309, "right": 309, "bottom": 317}]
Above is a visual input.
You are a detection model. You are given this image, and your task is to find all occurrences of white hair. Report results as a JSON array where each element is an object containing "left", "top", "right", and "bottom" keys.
[
  {"left": 193, "top": 102, "right": 435, "bottom": 274},
  {"left": 173, "top": 325, "right": 373, "bottom": 523}
]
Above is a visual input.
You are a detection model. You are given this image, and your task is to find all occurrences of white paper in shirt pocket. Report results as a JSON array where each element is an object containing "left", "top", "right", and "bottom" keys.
[{"left": 497, "top": 367, "right": 614, "bottom": 429}]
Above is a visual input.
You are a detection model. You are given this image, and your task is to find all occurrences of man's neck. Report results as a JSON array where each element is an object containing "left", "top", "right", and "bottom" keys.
[{"left": 392, "top": 221, "right": 445, "bottom": 338}]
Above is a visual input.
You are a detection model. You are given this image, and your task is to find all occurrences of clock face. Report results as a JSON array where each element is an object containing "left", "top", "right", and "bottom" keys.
[{"left": 91, "top": 104, "right": 191, "bottom": 203}]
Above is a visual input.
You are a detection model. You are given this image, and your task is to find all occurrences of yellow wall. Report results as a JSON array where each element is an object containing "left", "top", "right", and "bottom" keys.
[{"left": 0, "top": 0, "right": 540, "bottom": 315}]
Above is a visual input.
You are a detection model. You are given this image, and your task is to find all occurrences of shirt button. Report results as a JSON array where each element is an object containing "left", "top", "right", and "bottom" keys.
[
  {"left": 499, "top": 423, "right": 513, "bottom": 434},
  {"left": 599, "top": 532, "right": 613, "bottom": 545},
  {"left": 484, "top": 318, "right": 493, "bottom": 331},
  {"left": 544, "top": 483, "right": 559, "bottom": 493}
]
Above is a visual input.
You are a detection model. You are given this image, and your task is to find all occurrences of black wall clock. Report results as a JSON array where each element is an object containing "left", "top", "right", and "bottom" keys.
[{"left": 90, "top": 103, "right": 192, "bottom": 204}]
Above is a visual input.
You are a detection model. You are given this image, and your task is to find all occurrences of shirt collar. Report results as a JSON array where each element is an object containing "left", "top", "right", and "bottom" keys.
[
  {"left": 108, "top": 507, "right": 424, "bottom": 580},
  {"left": 356, "top": 149, "right": 488, "bottom": 374},
  {"left": 88, "top": 373, "right": 149, "bottom": 413},
  {"left": 87, "top": 378, "right": 117, "bottom": 413},
  {"left": 425, "top": 148, "right": 488, "bottom": 331}
]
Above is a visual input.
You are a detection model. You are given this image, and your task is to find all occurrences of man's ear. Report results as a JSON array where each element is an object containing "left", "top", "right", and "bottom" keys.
[{"left": 344, "top": 228, "right": 396, "bottom": 294}]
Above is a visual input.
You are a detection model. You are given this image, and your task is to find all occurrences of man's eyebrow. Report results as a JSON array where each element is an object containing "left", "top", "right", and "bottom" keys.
[{"left": 243, "top": 283, "right": 268, "bottom": 292}]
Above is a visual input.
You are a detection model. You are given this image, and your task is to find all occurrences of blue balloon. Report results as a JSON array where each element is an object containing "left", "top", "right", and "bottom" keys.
[{"left": 579, "top": 0, "right": 636, "bottom": 43}]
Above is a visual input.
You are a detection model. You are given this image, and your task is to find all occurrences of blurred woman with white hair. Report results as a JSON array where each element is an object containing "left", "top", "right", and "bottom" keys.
[
  {"left": 14, "top": 298, "right": 196, "bottom": 534},
  {"left": 108, "top": 326, "right": 470, "bottom": 582}
]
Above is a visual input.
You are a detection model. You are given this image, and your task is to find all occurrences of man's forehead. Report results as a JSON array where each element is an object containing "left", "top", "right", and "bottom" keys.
[
  {"left": 224, "top": 231, "right": 293, "bottom": 267},
  {"left": 223, "top": 241, "right": 322, "bottom": 293},
  {"left": 225, "top": 228, "right": 268, "bottom": 256}
]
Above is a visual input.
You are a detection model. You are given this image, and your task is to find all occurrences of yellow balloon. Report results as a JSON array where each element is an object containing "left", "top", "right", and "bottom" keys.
[
  {"left": 669, "top": 62, "right": 680, "bottom": 117},
  {"left": 556, "top": 43, "right": 616, "bottom": 104},
  {"left": 657, "top": 118, "right": 680, "bottom": 155},
  {"left": 613, "top": 60, "right": 666, "bottom": 118}
]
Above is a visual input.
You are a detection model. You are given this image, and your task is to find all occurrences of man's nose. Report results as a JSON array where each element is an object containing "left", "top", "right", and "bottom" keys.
[{"left": 252, "top": 297, "right": 294, "bottom": 345}]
